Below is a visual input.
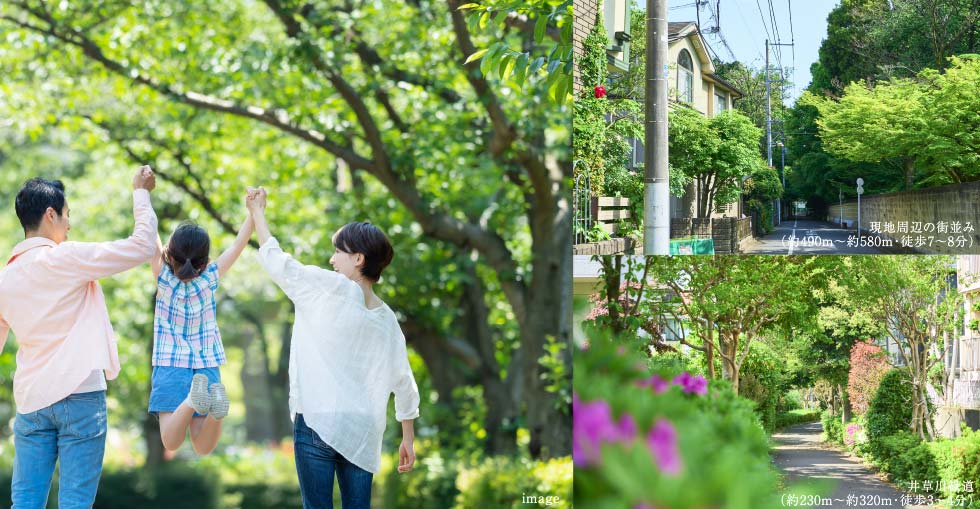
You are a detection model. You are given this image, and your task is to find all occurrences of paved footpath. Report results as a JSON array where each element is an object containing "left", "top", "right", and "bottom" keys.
[{"left": 772, "top": 423, "right": 935, "bottom": 509}]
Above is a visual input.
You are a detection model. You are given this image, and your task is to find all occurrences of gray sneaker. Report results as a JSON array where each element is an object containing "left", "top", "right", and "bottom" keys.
[
  {"left": 188, "top": 374, "right": 211, "bottom": 414},
  {"left": 209, "top": 383, "right": 229, "bottom": 420}
]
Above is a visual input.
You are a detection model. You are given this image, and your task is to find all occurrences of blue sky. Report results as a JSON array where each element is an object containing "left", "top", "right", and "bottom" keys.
[{"left": 665, "top": 0, "right": 840, "bottom": 104}]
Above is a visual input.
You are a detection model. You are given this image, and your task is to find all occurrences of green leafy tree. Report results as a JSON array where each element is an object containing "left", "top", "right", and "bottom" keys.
[
  {"left": 0, "top": 0, "right": 570, "bottom": 458},
  {"left": 668, "top": 108, "right": 766, "bottom": 218},
  {"left": 457, "top": 0, "right": 574, "bottom": 103},
  {"left": 845, "top": 256, "right": 962, "bottom": 439},
  {"left": 802, "top": 56, "right": 980, "bottom": 190},
  {"left": 644, "top": 256, "right": 816, "bottom": 395}
]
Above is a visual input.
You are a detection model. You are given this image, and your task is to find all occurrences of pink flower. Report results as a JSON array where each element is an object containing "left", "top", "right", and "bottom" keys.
[
  {"left": 636, "top": 374, "right": 670, "bottom": 394},
  {"left": 672, "top": 372, "right": 709, "bottom": 396},
  {"left": 647, "top": 419, "right": 682, "bottom": 476},
  {"left": 573, "top": 393, "right": 639, "bottom": 467}
]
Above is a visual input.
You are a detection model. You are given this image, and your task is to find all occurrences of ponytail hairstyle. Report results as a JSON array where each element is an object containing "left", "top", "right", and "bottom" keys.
[{"left": 164, "top": 223, "right": 211, "bottom": 281}]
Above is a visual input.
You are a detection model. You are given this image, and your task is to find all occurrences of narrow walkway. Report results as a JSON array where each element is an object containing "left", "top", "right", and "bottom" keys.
[{"left": 772, "top": 423, "right": 931, "bottom": 508}]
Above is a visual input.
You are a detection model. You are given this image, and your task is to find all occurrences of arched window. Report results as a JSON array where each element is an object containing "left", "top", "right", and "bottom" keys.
[{"left": 677, "top": 49, "right": 694, "bottom": 103}]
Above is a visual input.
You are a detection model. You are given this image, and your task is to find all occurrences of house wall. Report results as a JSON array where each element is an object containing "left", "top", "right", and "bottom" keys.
[
  {"left": 573, "top": 0, "right": 601, "bottom": 94},
  {"left": 667, "top": 37, "right": 711, "bottom": 114}
]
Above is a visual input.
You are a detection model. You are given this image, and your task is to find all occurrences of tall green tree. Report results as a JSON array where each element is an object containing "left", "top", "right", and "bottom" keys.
[
  {"left": 802, "top": 56, "right": 980, "bottom": 190},
  {"left": 843, "top": 256, "right": 962, "bottom": 439},
  {"left": 0, "top": 0, "right": 571, "bottom": 457},
  {"left": 668, "top": 108, "right": 766, "bottom": 218}
]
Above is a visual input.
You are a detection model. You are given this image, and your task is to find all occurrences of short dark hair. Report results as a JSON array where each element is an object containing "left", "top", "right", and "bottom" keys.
[
  {"left": 333, "top": 222, "right": 394, "bottom": 282},
  {"left": 164, "top": 223, "right": 211, "bottom": 281},
  {"left": 15, "top": 178, "right": 66, "bottom": 233}
]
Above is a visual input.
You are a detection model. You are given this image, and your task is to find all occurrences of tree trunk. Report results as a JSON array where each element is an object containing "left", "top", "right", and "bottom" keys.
[
  {"left": 461, "top": 265, "right": 518, "bottom": 455},
  {"left": 143, "top": 293, "right": 166, "bottom": 467},
  {"left": 523, "top": 203, "right": 572, "bottom": 459},
  {"left": 705, "top": 318, "right": 716, "bottom": 379},
  {"left": 240, "top": 324, "right": 280, "bottom": 443},
  {"left": 840, "top": 384, "right": 852, "bottom": 425},
  {"left": 143, "top": 389, "right": 165, "bottom": 467}
]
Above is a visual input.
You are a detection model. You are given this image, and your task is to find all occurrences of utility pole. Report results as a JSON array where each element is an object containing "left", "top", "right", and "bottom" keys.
[
  {"left": 781, "top": 142, "right": 786, "bottom": 218},
  {"left": 766, "top": 40, "right": 773, "bottom": 226},
  {"left": 765, "top": 39, "right": 794, "bottom": 226},
  {"left": 644, "top": 0, "right": 669, "bottom": 254}
]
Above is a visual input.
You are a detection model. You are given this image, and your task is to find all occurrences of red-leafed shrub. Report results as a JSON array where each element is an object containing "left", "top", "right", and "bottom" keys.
[{"left": 847, "top": 340, "right": 891, "bottom": 415}]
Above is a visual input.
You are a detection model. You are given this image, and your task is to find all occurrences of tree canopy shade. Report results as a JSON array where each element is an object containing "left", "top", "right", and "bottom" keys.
[{"left": 0, "top": 0, "right": 571, "bottom": 458}]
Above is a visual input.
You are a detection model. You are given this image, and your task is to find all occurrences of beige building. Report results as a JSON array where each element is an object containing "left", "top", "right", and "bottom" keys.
[
  {"left": 665, "top": 22, "right": 745, "bottom": 219},
  {"left": 953, "top": 256, "right": 980, "bottom": 431}
]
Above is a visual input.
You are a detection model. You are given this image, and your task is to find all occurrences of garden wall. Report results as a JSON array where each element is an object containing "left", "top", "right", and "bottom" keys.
[{"left": 827, "top": 181, "right": 980, "bottom": 254}]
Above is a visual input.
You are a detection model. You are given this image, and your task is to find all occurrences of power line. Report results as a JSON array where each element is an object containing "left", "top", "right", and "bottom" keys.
[{"left": 754, "top": 0, "right": 773, "bottom": 42}]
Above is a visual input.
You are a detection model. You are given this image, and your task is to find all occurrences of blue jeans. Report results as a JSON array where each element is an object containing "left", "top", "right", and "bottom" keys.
[
  {"left": 12, "top": 391, "right": 107, "bottom": 509},
  {"left": 294, "top": 414, "right": 373, "bottom": 509}
]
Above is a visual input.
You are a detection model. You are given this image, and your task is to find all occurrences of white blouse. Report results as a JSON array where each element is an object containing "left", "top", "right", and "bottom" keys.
[{"left": 257, "top": 237, "right": 420, "bottom": 474}]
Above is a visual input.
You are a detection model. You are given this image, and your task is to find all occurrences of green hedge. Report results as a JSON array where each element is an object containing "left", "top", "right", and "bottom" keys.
[
  {"left": 574, "top": 330, "right": 824, "bottom": 508},
  {"left": 455, "top": 457, "right": 572, "bottom": 509},
  {"left": 931, "top": 428, "right": 980, "bottom": 508},
  {"left": 821, "top": 411, "right": 844, "bottom": 445},
  {"left": 866, "top": 431, "right": 937, "bottom": 489},
  {"left": 866, "top": 369, "right": 913, "bottom": 445},
  {"left": 0, "top": 453, "right": 571, "bottom": 509},
  {"left": 852, "top": 428, "right": 980, "bottom": 507},
  {"left": 775, "top": 409, "right": 821, "bottom": 430}
]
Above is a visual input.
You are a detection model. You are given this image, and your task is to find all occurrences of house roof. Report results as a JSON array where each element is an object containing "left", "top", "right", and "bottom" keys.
[{"left": 667, "top": 22, "right": 745, "bottom": 98}]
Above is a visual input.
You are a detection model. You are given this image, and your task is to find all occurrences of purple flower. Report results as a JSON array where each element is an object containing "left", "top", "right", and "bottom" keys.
[
  {"left": 635, "top": 504, "right": 658, "bottom": 509},
  {"left": 573, "top": 394, "right": 640, "bottom": 467},
  {"left": 647, "top": 419, "right": 682, "bottom": 476},
  {"left": 672, "top": 372, "right": 708, "bottom": 396},
  {"left": 636, "top": 374, "right": 671, "bottom": 394}
]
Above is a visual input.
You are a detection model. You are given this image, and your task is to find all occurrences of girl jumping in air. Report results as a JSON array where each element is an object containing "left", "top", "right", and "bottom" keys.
[{"left": 147, "top": 199, "right": 254, "bottom": 454}]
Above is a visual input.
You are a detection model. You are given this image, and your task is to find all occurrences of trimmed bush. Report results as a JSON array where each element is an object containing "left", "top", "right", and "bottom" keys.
[
  {"left": 455, "top": 457, "right": 572, "bottom": 509},
  {"left": 96, "top": 465, "right": 222, "bottom": 509},
  {"left": 574, "top": 330, "right": 820, "bottom": 508},
  {"left": 821, "top": 411, "right": 844, "bottom": 445},
  {"left": 866, "top": 369, "right": 913, "bottom": 444},
  {"left": 931, "top": 428, "right": 980, "bottom": 508},
  {"left": 775, "top": 409, "right": 821, "bottom": 430}
]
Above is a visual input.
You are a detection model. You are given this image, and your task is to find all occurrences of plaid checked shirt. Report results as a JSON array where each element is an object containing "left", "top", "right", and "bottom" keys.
[{"left": 152, "top": 262, "right": 226, "bottom": 368}]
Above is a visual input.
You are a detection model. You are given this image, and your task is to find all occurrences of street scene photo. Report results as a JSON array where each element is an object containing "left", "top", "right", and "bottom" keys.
[
  {"left": 573, "top": 255, "right": 980, "bottom": 509},
  {"left": 572, "top": 0, "right": 980, "bottom": 256}
]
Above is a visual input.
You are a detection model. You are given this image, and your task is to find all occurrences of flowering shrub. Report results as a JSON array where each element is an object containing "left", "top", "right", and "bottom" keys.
[
  {"left": 847, "top": 341, "right": 890, "bottom": 415},
  {"left": 844, "top": 422, "right": 867, "bottom": 448},
  {"left": 574, "top": 330, "right": 823, "bottom": 508}
]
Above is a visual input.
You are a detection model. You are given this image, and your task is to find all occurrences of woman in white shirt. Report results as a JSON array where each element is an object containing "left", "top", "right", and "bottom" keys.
[{"left": 245, "top": 187, "right": 420, "bottom": 509}]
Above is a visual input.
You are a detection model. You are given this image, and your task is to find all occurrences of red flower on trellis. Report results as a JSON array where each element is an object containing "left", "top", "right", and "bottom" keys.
[{"left": 594, "top": 85, "right": 607, "bottom": 98}]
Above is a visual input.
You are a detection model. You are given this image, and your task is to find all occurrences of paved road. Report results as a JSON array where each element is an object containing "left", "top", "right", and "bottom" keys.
[
  {"left": 743, "top": 219, "right": 889, "bottom": 254},
  {"left": 773, "top": 423, "right": 932, "bottom": 508}
]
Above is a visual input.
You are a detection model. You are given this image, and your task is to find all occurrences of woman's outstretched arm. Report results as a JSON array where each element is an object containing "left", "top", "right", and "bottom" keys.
[
  {"left": 398, "top": 419, "right": 416, "bottom": 473},
  {"left": 216, "top": 213, "right": 255, "bottom": 278}
]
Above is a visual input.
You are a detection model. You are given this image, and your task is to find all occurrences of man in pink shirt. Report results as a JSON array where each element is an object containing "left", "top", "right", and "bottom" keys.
[{"left": 0, "top": 167, "right": 159, "bottom": 509}]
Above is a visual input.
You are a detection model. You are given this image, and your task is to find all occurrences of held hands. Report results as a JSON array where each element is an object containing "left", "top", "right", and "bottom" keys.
[
  {"left": 397, "top": 439, "right": 415, "bottom": 473},
  {"left": 133, "top": 165, "right": 156, "bottom": 192},
  {"left": 245, "top": 186, "right": 267, "bottom": 214}
]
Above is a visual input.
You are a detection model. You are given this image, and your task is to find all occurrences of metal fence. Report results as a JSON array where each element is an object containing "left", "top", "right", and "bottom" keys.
[{"left": 573, "top": 168, "right": 592, "bottom": 245}]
